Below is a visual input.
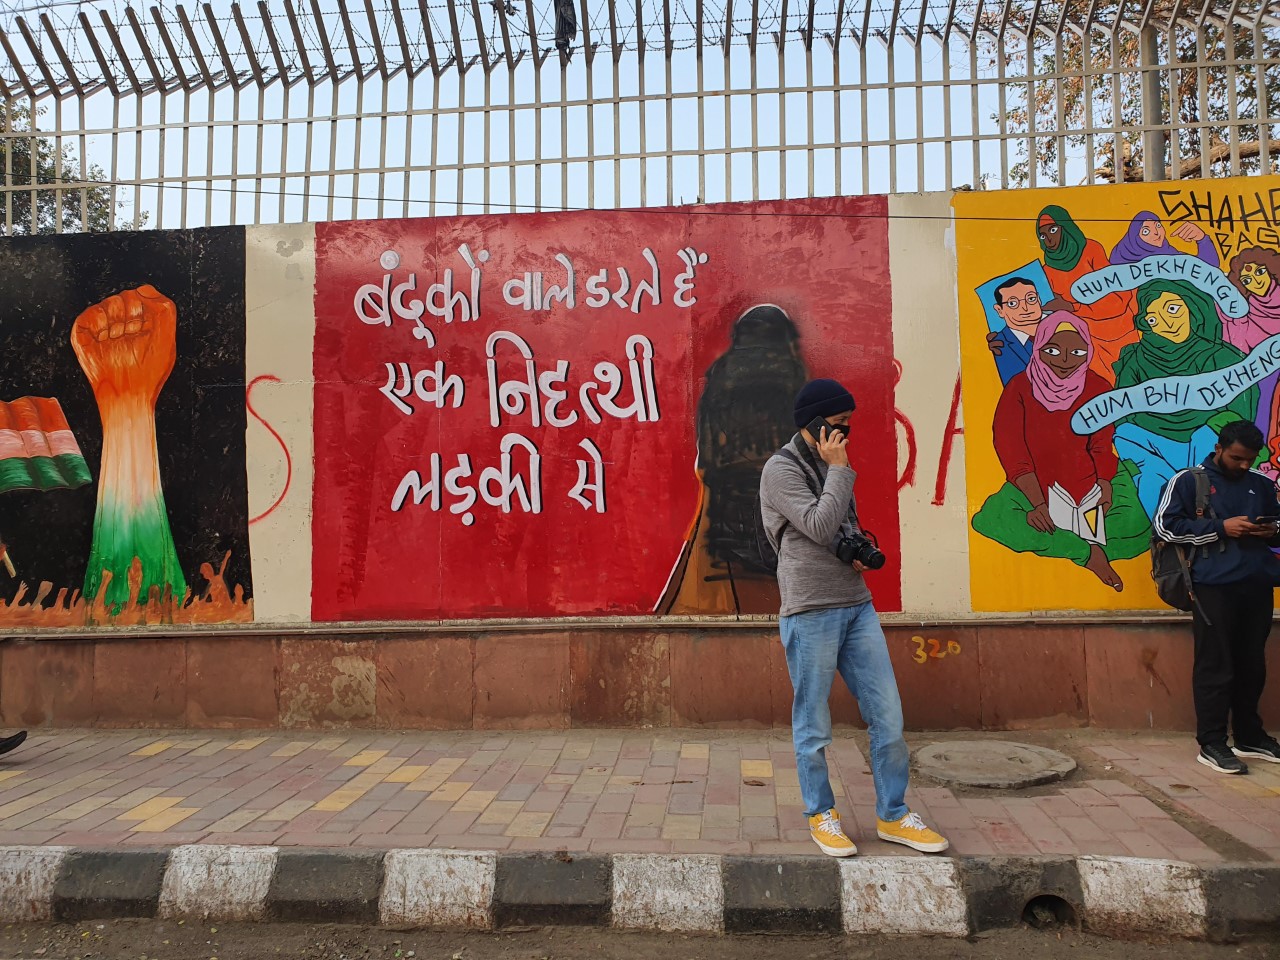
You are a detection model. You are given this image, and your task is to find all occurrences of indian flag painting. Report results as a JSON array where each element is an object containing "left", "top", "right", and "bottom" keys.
[
  {"left": 0, "top": 397, "right": 92, "bottom": 492},
  {"left": 0, "top": 397, "right": 92, "bottom": 578}
]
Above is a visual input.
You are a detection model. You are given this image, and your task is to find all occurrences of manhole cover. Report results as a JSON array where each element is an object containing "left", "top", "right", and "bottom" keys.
[{"left": 913, "top": 740, "right": 1077, "bottom": 789}]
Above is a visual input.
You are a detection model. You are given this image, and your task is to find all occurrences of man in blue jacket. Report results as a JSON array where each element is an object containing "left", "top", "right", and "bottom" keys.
[{"left": 1153, "top": 420, "right": 1280, "bottom": 774}]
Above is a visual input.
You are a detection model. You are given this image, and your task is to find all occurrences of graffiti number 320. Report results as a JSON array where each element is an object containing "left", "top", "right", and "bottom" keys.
[{"left": 911, "top": 636, "right": 962, "bottom": 664}]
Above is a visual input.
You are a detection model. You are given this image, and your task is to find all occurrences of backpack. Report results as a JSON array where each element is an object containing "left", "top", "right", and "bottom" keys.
[
  {"left": 755, "top": 448, "right": 808, "bottom": 575},
  {"left": 1150, "top": 467, "right": 1219, "bottom": 621}
]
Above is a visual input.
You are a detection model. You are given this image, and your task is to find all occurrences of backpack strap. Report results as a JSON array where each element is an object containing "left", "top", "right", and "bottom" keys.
[
  {"left": 765, "top": 448, "right": 805, "bottom": 551},
  {"left": 1189, "top": 467, "right": 1225, "bottom": 558}
]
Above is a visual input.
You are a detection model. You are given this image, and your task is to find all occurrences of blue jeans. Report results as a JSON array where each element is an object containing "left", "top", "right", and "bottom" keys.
[
  {"left": 779, "top": 601, "right": 909, "bottom": 822},
  {"left": 1114, "top": 421, "right": 1217, "bottom": 520}
]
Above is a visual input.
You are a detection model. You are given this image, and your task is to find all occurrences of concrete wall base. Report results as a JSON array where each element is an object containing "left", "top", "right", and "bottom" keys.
[{"left": 3, "top": 624, "right": 1278, "bottom": 731}]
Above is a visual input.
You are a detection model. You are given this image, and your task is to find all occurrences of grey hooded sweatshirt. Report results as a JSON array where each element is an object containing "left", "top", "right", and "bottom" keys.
[{"left": 759, "top": 433, "right": 873, "bottom": 617}]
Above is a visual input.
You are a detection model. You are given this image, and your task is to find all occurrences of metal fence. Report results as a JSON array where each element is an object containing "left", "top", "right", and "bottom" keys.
[{"left": 0, "top": 1, "right": 1277, "bottom": 233}]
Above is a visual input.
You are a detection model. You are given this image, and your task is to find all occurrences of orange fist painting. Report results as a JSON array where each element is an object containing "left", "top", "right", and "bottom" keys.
[{"left": 71, "top": 285, "right": 186, "bottom": 609}]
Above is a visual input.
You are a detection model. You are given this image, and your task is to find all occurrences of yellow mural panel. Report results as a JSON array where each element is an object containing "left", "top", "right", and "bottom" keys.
[{"left": 955, "top": 176, "right": 1280, "bottom": 612}]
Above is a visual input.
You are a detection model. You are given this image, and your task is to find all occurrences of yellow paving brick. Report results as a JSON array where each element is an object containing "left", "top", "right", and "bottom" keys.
[
  {"left": 0, "top": 772, "right": 106, "bottom": 820},
  {"left": 344, "top": 749, "right": 389, "bottom": 767},
  {"left": 191, "top": 742, "right": 227, "bottom": 757},
  {"left": 47, "top": 797, "right": 114, "bottom": 822},
  {"left": 609, "top": 775, "right": 637, "bottom": 787},
  {"left": 0, "top": 771, "right": 23, "bottom": 784},
  {"left": 428, "top": 781, "right": 473, "bottom": 803},
  {"left": 272, "top": 742, "right": 311, "bottom": 758},
  {"left": 476, "top": 801, "right": 524, "bottom": 825},
  {"left": 206, "top": 809, "right": 262, "bottom": 833},
  {"left": 347, "top": 772, "right": 386, "bottom": 790},
  {"left": 662, "top": 815, "right": 702, "bottom": 839},
  {"left": 406, "top": 760, "right": 467, "bottom": 792},
  {"left": 130, "top": 740, "right": 175, "bottom": 758},
  {"left": 680, "top": 744, "right": 710, "bottom": 760},
  {"left": 117, "top": 796, "right": 183, "bottom": 822},
  {"left": 774, "top": 769, "right": 800, "bottom": 787},
  {"left": 775, "top": 788, "right": 803, "bottom": 806},
  {"left": 103, "top": 787, "right": 167, "bottom": 811},
  {"left": 505, "top": 811, "right": 552, "bottom": 838},
  {"left": 368, "top": 758, "right": 407, "bottom": 776},
  {"left": 260, "top": 799, "right": 314, "bottom": 822},
  {"left": 451, "top": 790, "right": 498, "bottom": 813},
  {"left": 132, "top": 807, "right": 198, "bottom": 832},
  {"left": 384, "top": 765, "right": 430, "bottom": 784},
  {"left": 227, "top": 737, "right": 268, "bottom": 751},
  {"left": 314, "top": 787, "right": 370, "bottom": 812},
  {"left": 740, "top": 760, "right": 774, "bottom": 778}
]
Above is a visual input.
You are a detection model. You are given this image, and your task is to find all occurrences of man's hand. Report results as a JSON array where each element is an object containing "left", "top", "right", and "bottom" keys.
[
  {"left": 1026, "top": 504, "right": 1056, "bottom": 533},
  {"left": 817, "top": 426, "right": 849, "bottom": 468},
  {"left": 986, "top": 330, "right": 1005, "bottom": 356},
  {"left": 1224, "top": 516, "right": 1267, "bottom": 538},
  {"left": 853, "top": 560, "right": 869, "bottom": 572}
]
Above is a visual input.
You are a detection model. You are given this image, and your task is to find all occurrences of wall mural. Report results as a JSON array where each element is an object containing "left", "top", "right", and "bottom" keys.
[
  {"left": 956, "top": 174, "right": 1280, "bottom": 612},
  {"left": 0, "top": 229, "right": 253, "bottom": 626},
  {"left": 311, "top": 198, "right": 899, "bottom": 621},
  {"left": 1, "top": 179, "right": 1276, "bottom": 631}
]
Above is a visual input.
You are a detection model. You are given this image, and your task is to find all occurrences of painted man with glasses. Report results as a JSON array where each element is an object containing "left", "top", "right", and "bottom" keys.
[{"left": 985, "top": 276, "right": 1046, "bottom": 386}]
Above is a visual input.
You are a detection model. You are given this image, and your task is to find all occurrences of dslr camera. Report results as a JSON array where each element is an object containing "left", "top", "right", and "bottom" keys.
[{"left": 834, "top": 531, "right": 886, "bottom": 570}]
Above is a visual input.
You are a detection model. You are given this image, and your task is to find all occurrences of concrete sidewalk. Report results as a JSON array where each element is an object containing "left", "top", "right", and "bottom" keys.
[{"left": 0, "top": 728, "right": 1276, "bottom": 940}]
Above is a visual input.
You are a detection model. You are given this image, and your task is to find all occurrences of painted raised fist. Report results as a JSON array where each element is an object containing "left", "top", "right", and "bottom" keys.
[{"left": 71, "top": 284, "right": 177, "bottom": 403}]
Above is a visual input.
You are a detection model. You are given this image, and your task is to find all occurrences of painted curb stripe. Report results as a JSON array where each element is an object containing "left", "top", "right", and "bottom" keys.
[
  {"left": 158, "top": 845, "right": 278, "bottom": 922},
  {"left": 0, "top": 845, "right": 1269, "bottom": 939}
]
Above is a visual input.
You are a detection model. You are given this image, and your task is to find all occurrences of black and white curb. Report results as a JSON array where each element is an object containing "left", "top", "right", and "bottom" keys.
[{"left": 0, "top": 846, "right": 1276, "bottom": 941}]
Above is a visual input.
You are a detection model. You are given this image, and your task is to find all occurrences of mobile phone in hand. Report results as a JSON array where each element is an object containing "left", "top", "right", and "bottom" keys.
[{"left": 805, "top": 416, "right": 849, "bottom": 442}]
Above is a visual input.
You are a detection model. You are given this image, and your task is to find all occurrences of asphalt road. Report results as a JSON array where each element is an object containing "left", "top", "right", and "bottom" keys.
[{"left": 0, "top": 922, "right": 1275, "bottom": 960}]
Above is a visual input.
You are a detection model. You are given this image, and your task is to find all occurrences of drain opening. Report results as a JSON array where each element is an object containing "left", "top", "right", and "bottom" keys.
[{"left": 1022, "top": 894, "right": 1078, "bottom": 929}]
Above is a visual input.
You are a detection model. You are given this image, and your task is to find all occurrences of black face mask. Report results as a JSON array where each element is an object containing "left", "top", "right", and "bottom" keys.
[{"left": 819, "top": 420, "right": 850, "bottom": 440}]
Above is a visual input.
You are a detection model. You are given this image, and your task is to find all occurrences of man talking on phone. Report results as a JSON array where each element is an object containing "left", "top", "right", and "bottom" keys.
[
  {"left": 1153, "top": 419, "right": 1280, "bottom": 775},
  {"left": 759, "top": 378, "right": 948, "bottom": 857}
]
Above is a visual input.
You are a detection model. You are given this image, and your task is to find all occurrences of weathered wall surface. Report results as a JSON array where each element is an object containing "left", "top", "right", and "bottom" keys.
[{"left": 0, "top": 176, "right": 1276, "bottom": 631}]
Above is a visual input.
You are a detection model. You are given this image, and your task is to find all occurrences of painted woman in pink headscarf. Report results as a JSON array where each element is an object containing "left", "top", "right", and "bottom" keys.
[
  {"left": 973, "top": 311, "right": 1151, "bottom": 591},
  {"left": 1222, "top": 247, "right": 1280, "bottom": 474}
]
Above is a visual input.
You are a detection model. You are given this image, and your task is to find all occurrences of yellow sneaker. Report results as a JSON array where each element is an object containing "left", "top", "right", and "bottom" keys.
[
  {"left": 876, "top": 811, "right": 950, "bottom": 853},
  {"left": 808, "top": 809, "right": 858, "bottom": 857}
]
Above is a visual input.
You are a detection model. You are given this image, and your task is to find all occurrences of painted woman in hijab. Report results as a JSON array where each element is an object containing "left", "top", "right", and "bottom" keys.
[
  {"left": 1109, "top": 211, "right": 1220, "bottom": 269},
  {"left": 1036, "top": 205, "right": 1138, "bottom": 381},
  {"left": 973, "top": 311, "right": 1150, "bottom": 592},
  {"left": 1222, "top": 247, "right": 1280, "bottom": 468},
  {"left": 1113, "top": 279, "right": 1256, "bottom": 519}
]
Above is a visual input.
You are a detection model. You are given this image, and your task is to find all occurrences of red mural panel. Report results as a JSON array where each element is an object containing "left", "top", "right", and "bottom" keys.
[{"left": 312, "top": 197, "right": 898, "bottom": 620}]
